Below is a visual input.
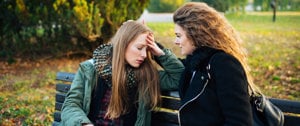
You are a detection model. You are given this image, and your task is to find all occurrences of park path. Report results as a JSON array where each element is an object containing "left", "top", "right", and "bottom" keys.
[{"left": 138, "top": 10, "right": 173, "bottom": 22}]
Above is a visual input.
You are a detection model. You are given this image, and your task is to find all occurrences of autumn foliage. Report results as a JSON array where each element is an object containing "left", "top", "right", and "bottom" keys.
[{"left": 0, "top": 0, "right": 149, "bottom": 62}]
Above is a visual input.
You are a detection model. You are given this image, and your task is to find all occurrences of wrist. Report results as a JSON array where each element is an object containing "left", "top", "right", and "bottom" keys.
[{"left": 156, "top": 50, "right": 165, "bottom": 57}]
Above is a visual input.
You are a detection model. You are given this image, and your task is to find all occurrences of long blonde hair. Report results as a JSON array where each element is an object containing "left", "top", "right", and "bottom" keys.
[
  {"left": 106, "top": 21, "right": 161, "bottom": 119},
  {"left": 173, "top": 2, "right": 259, "bottom": 94}
]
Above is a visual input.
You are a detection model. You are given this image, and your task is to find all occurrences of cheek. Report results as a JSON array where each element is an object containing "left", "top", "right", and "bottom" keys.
[
  {"left": 125, "top": 48, "right": 133, "bottom": 60},
  {"left": 183, "top": 37, "right": 192, "bottom": 47},
  {"left": 126, "top": 47, "right": 138, "bottom": 58},
  {"left": 130, "top": 48, "right": 139, "bottom": 55},
  {"left": 181, "top": 39, "right": 187, "bottom": 46}
]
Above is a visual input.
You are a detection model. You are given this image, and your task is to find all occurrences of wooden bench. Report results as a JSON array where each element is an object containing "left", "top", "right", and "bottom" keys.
[{"left": 53, "top": 72, "right": 300, "bottom": 126}]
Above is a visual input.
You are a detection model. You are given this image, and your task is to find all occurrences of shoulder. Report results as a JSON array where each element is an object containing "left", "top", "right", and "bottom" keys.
[
  {"left": 79, "top": 59, "right": 94, "bottom": 68},
  {"left": 209, "top": 52, "right": 244, "bottom": 73},
  {"left": 78, "top": 59, "right": 96, "bottom": 75},
  {"left": 210, "top": 52, "right": 241, "bottom": 66}
]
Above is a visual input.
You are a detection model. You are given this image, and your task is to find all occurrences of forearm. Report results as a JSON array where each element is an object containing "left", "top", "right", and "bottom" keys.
[{"left": 157, "top": 49, "right": 184, "bottom": 90}]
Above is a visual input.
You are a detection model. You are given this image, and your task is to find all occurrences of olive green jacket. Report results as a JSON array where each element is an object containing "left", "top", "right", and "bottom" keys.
[{"left": 60, "top": 49, "right": 184, "bottom": 126}]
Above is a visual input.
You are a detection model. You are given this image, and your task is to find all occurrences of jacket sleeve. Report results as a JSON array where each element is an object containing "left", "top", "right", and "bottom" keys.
[
  {"left": 156, "top": 49, "right": 184, "bottom": 90},
  {"left": 60, "top": 66, "right": 92, "bottom": 126},
  {"left": 211, "top": 53, "right": 252, "bottom": 126}
]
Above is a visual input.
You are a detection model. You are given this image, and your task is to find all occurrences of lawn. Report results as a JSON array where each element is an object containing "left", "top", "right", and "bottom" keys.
[{"left": 0, "top": 12, "right": 299, "bottom": 125}]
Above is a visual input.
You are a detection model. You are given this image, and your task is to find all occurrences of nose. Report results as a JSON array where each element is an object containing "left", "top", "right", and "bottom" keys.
[
  {"left": 141, "top": 49, "right": 147, "bottom": 58},
  {"left": 174, "top": 38, "right": 180, "bottom": 45}
]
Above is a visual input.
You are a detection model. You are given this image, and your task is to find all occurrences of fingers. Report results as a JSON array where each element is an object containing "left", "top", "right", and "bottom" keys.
[
  {"left": 146, "top": 34, "right": 156, "bottom": 51},
  {"left": 145, "top": 33, "right": 165, "bottom": 56},
  {"left": 146, "top": 32, "right": 154, "bottom": 43}
]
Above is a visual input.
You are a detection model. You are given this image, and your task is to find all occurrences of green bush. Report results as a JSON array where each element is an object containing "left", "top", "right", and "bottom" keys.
[
  {"left": 147, "top": 0, "right": 184, "bottom": 13},
  {"left": 0, "top": 0, "right": 149, "bottom": 61}
]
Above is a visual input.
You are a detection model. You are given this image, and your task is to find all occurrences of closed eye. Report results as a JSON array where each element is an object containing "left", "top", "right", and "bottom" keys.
[{"left": 137, "top": 46, "right": 147, "bottom": 50}]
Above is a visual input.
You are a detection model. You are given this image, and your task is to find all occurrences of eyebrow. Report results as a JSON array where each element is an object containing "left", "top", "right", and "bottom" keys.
[
  {"left": 136, "top": 42, "right": 147, "bottom": 47},
  {"left": 175, "top": 33, "right": 181, "bottom": 36}
]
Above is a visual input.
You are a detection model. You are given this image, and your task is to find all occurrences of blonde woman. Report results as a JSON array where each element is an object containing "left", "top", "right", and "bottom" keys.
[
  {"left": 61, "top": 21, "right": 184, "bottom": 126},
  {"left": 173, "top": 2, "right": 258, "bottom": 125}
]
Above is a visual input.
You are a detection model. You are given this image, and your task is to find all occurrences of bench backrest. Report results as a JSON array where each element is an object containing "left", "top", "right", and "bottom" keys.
[{"left": 53, "top": 72, "right": 300, "bottom": 126}]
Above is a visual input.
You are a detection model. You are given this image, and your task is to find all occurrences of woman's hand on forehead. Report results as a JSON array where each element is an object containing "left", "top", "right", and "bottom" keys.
[{"left": 146, "top": 33, "right": 165, "bottom": 56}]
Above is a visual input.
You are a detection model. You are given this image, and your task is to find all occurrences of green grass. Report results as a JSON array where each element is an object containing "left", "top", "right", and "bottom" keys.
[
  {"left": 0, "top": 58, "right": 83, "bottom": 125},
  {"left": 228, "top": 12, "right": 300, "bottom": 99},
  {"left": 0, "top": 12, "right": 299, "bottom": 125}
]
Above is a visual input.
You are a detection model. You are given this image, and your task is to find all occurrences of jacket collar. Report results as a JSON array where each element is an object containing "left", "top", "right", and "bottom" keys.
[
  {"left": 179, "top": 46, "right": 220, "bottom": 104},
  {"left": 185, "top": 46, "right": 219, "bottom": 72}
]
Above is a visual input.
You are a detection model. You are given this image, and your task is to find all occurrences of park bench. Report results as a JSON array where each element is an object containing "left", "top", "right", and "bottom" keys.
[{"left": 53, "top": 72, "right": 300, "bottom": 126}]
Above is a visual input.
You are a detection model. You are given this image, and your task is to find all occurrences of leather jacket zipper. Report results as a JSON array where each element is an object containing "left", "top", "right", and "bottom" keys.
[{"left": 178, "top": 71, "right": 210, "bottom": 126}]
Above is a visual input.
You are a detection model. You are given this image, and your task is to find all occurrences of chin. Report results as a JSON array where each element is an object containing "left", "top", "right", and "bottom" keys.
[{"left": 130, "top": 64, "right": 140, "bottom": 68}]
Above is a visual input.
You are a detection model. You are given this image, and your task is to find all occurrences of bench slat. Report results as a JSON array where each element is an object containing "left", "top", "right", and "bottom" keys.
[
  {"left": 56, "top": 72, "right": 75, "bottom": 82},
  {"left": 52, "top": 121, "right": 60, "bottom": 126},
  {"left": 161, "top": 97, "right": 180, "bottom": 110},
  {"left": 56, "top": 83, "right": 71, "bottom": 93},
  {"left": 54, "top": 111, "right": 61, "bottom": 122},
  {"left": 270, "top": 98, "right": 300, "bottom": 114},
  {"left": 152, "top": 111, "right": 178, "bottom": 125},
  {"left": 56, "top": 93, "right": 66, "bottom": 103},
  {"left": 165, "top": 91, "right": 180, "bottom": 97},
  {"left": 55, "top": 102, "right": 63, "bottom": 111},
  {"left": 151, "top": 121, "right": 178, "bottom": 126},
  {"left": 283, "top": 115, "right": 300, "bottom": 126}
]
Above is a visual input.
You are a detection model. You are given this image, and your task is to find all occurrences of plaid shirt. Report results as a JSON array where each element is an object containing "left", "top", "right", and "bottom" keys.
[{"left": 94, "top": 89, "right": 122, "bottom": 126}]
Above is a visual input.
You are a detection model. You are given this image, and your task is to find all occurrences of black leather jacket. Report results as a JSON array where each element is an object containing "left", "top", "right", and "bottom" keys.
[{"left": 178, "top": 47, "right": 252, "bottom": 126}]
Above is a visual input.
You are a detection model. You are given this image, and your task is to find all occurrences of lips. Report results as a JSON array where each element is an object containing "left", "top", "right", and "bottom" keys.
[{"left": 136, "top": 60, "right": 144, "bottom": 64}]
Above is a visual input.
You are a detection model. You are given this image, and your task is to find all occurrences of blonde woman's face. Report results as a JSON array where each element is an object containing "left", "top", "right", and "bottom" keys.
[
  {"left": 125, "top": 33, "right": 148, "bottom": 68},
  {"left": 174, "top": 24, "right": 196, "bottom": 56}
]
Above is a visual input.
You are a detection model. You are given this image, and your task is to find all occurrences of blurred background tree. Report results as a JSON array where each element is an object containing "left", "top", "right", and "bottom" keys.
[
  {"left": 147, "top": 0, "right": 184, "bottom": 12},
  {"left": 1, "top": 0, "right": 299, "bottom": 63},
  {"left": 0, "top": 0, "right": 149, "bottom": 62},
  {"left": 190, "top": 0, "right": 248, "bottom": 12},
  {"left": 189, "top": 0, "right": 299, "bottom": 12},
  {"left": 253, "top": 0, "right": 300, "bottom": 11}
]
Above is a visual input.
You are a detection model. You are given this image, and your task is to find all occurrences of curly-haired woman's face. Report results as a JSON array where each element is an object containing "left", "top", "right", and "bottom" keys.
[{"left": 174, "top": 24, "right": 196, "bottom": 56}]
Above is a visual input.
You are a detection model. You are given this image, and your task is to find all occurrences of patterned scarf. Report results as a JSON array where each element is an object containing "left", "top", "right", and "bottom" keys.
[{"left": 93, "top": 44, "right": 137, "bottom": 88}]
